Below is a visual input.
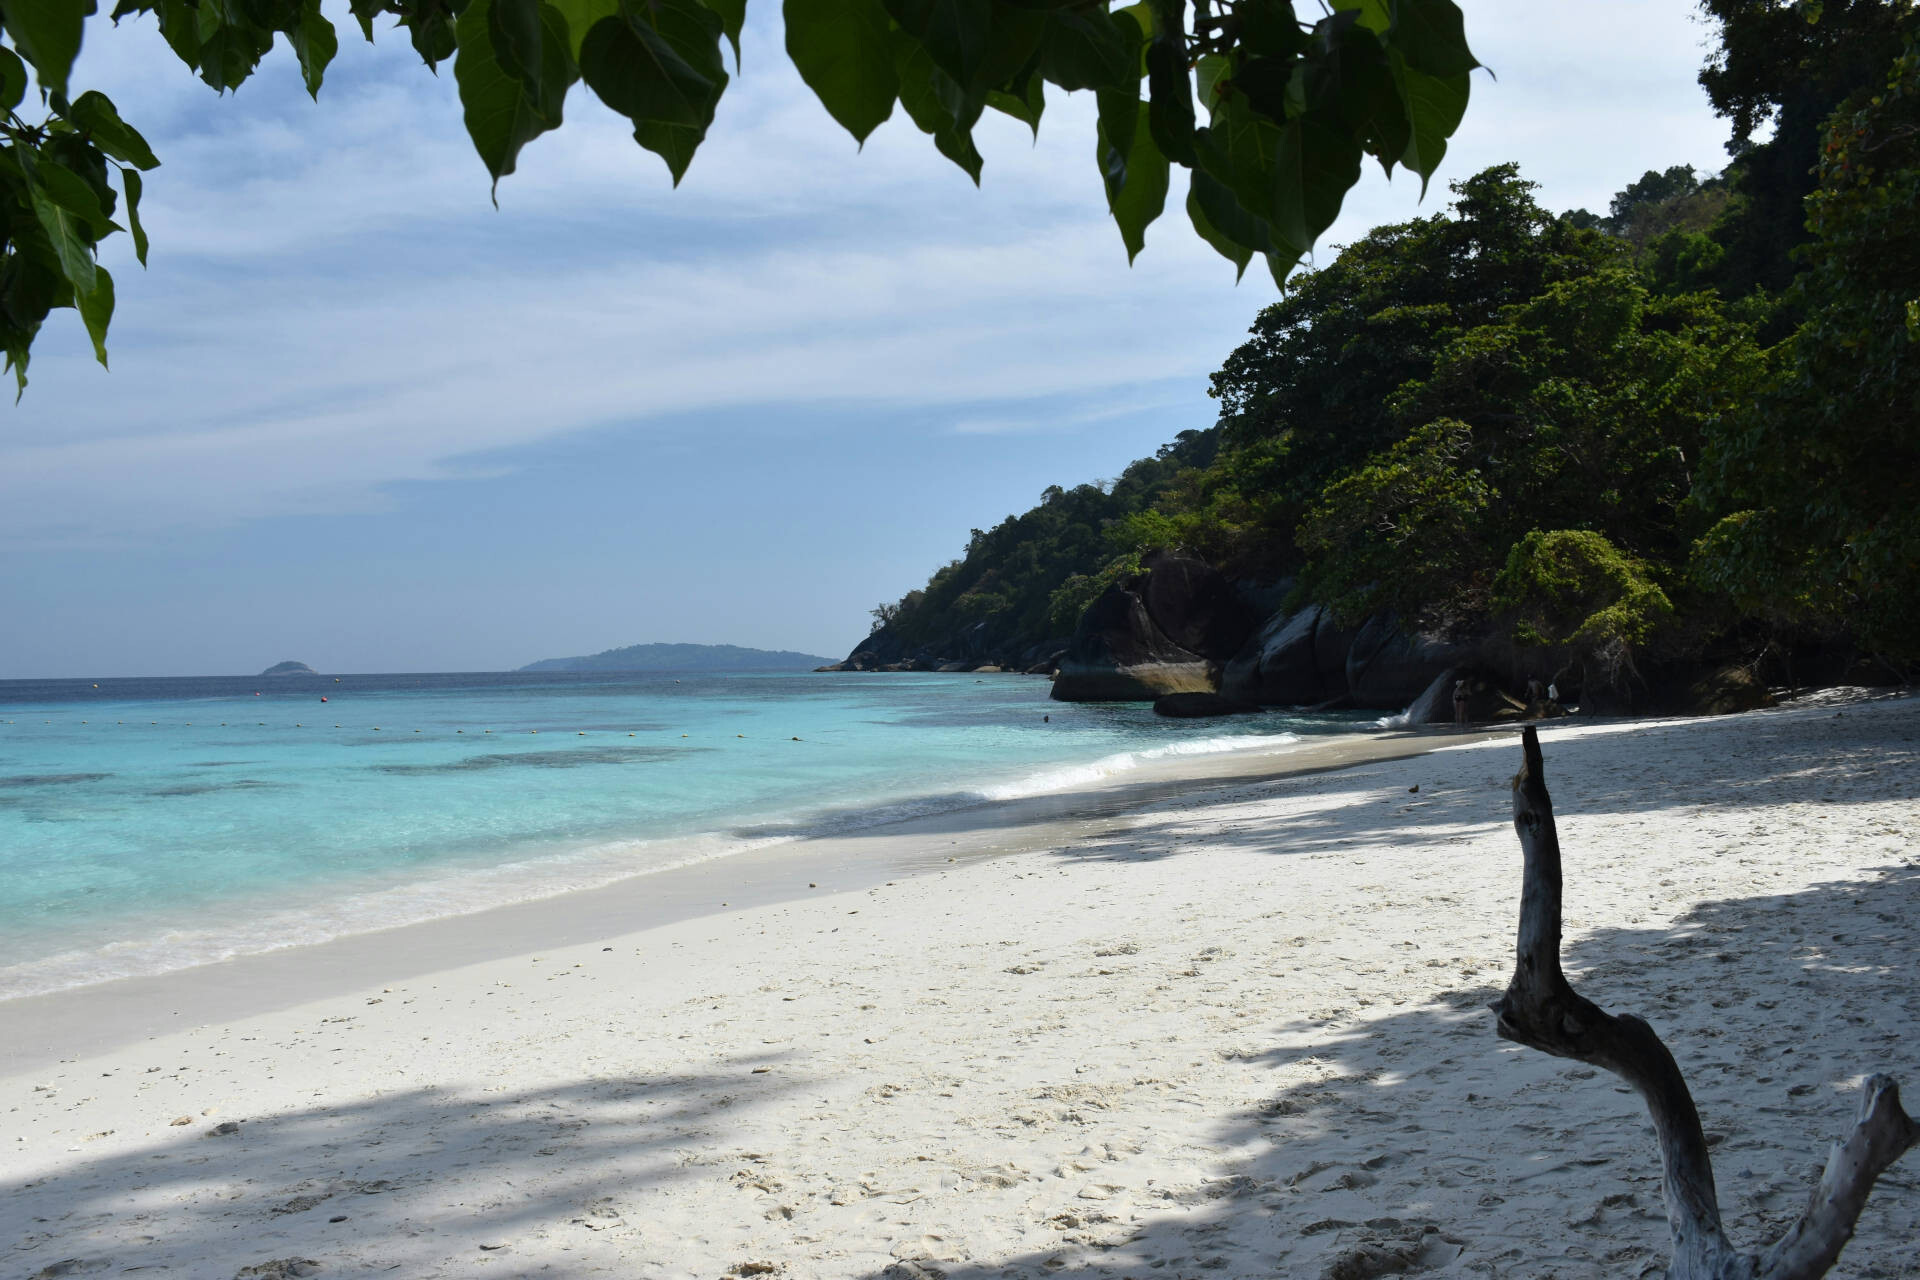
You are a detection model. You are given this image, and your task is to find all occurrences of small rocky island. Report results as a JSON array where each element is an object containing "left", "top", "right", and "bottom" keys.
[{"left": 260, "top": 661, "right": 318, "bottom": 676}]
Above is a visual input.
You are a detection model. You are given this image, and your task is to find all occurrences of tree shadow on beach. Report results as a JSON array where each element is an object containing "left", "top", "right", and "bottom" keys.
[
  {"left": 843, "top": 859, "right": 1920, "bottom": 1280},
  {"left": 1041, "top": 703, "right": 1919, "bottom": 869},
  {"left": 2, "top": 1054, "right": 806, "bottom": 1279}
]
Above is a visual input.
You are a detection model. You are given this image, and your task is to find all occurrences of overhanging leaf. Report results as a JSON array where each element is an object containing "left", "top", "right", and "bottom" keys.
[
  {"left": 26, "top": 175, "right": 99, "bottom": 298},
  {"left": 1098, "top": 99, "right": 1167, "bottom": 263},
  {"left": 1390, "top": 0, "right": 1478, "bottom": 79},
  {"left": 290, "top": 0, "right": 338, "bottom": 98},
  {"left": 455, "top": 0, "right": 570, "bottom": 194},
  {"left": 699, "top": 0, "right": 747, "bottom": 69},
  {"left": 122, "top": 167, "right": 148, "bottom": 266},
  {"left": 580, "top": 0, "right": 728, "bottom": 184},
  {"left": 1273, "top": 113, "right": 1361, "bottom": 254},
  {"left": 0, "top": 45, "right": 28, "bottom": 110},
  {"left": 1392, "top": 54, "right": 1467, "bottom": 194},
  {"left": 69, "top": 91, "right": 162, "bottom": 170},
  {"left": 784, "top": 0, "right": 897, "bottom": 144},
  {"left": 882, "top": 0, "right": 992, "bottom": 89},
  {"left": 1035, "top": 6, "right": 1135, "bottom": 93},
  {"left": 550, "top": 0, "right": 622, "bottom": 58},
  {"left": 2, "top": 0, "right": 88, "bottom": 99},
  {"left": 75, "top": 263, "right": 113, "bottom": 366},
  {"left": 1186, "top": 174, "right": 1253, "bottom": 280},
  {"left": 892, "top": 35, "right": 982, "bottom": 182}
]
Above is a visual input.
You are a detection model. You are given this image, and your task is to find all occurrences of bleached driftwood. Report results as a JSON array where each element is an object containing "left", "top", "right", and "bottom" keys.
[{"left": 1492, "top": 726, "right": 1918, "bottom": 1280}]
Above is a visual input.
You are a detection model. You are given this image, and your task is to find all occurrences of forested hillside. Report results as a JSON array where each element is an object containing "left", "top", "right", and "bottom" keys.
[{"left": 850, "top": 1, "right": 1919, "bottom": 697}]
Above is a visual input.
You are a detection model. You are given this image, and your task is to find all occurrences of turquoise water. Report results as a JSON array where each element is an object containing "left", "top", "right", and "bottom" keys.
[{"left": 0, "top": 670, "right": 1369, "bottom": 997}]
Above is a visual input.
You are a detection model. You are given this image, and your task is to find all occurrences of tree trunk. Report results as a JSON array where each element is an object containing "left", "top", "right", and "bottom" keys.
[{"left": 1491, "top": 726, "right": 1917, "bottom": 1279}]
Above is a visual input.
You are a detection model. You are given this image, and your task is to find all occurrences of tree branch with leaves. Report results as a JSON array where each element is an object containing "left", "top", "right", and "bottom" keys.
[{"left": 0, "top": 0, "right": 1479, "bottom": 394}]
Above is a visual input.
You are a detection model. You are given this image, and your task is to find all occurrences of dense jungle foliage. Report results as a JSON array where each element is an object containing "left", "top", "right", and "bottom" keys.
[{"left": 873, "top": 0, "right": 1920, "bottom": 680}]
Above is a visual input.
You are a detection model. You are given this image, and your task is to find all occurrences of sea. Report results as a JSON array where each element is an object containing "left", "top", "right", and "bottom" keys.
[{"left": 0, "top": 669, "right": 1373, "bottom": 1000}]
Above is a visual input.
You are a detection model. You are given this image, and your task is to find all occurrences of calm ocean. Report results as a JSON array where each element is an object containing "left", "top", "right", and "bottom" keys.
[{"left": 0, "top": 669, "right": 1370, "bottom": 999}]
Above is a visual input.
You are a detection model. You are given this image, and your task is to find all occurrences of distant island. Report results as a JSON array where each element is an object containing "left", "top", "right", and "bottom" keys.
[
  {"left": 519, "top": 643, "right": 833, "bottom": 673},
  {"left": 260, "top": 661, "right": 318, "bottom": 676}
]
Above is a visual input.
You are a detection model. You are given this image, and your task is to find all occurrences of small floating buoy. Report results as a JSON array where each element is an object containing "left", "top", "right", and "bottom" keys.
[
  {"left": 373, "top": 727, "right": 381, "bottom": 731},
  {"left": 578, "top": 732, "right": 586, "bottom": 736},
  {"left": 736, "top": 733, "right": 745, "bottom": 738},
  {"left": 92, "top": 683, "right": 98, "bottom": 689},
  {"left": 628, "top": 733, "right": 634, "bottom": 737}
]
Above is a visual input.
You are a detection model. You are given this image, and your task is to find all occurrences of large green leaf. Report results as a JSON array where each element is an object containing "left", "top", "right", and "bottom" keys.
[
  {"left": 3, "top": 0, "right": 89, "bottom": 99},
  {"left": 31, "top": 156, "right": 116, "bottom": 237},
  {"left": 580, "top": 0, "right": 729, "bottom": 184},
  {"left": 881, "top": 0, "right": 992, "bottom": 89},
  {"left": 75, "top": 262, "right": 113, "bottom": 366},
  {"left": 1142, "top": 17, "right": 1194, "bottom": 167},
  {"left": 456, "top": 0, "right": 573, "bottom": 193},
  {"left": 490, "top": 0, "right": 551, "bottom": 99},
  {"left": 1273, "top": 114, "right": 1361, "bottom": 254},
  {"left": 1390, "top": 0, "right": 1478, "bottom": 79},
  {"left": 784, "top": 0, "right": 897, "bottom": 144},
  {"left": 290, "top": 0, "right": 338, "bottom": 98},
  {"left": 700, "top": 0, "right": 747, "bottom": 69},
  {"left": 69, "top": 92, "right": 162, "bottom": 170},
  {"left": 1097, "top": 99, "right": 1166, "bottom": 264},
  {"left": 122, "top": 167, "right": 148, "bottom": 266},
  {"left": 26, "top": 174, "right": 99, "bottom": 298},
  {"left": 1186, "top": 174, "right": 1253, "bottom": 280},
  {"left": 1392, "top": 53, "right": 1467, "bottom": 194},
  {"left": 986, "top": 71, "right": 1044, "bottom": 137},
  {"left": 550, "top": 0, "right": 622, "bottom": 58},
  {"left": 892, "top": 35, "right": 982, "bottom": 182},
  {"left": 1333, "top": 0, "right": 1391, "bottom": 35},
  {"left": 1035, "top": 6, "right": 1135, "bottom": 93},
  {"left": 0, "top": 45, "right": 27, "bottom": 110}
]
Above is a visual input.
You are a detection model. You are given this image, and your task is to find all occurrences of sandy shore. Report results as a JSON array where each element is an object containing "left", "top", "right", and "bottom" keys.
[{"left": 3, "top": 695, "right": 1915, "bottom": 1279}]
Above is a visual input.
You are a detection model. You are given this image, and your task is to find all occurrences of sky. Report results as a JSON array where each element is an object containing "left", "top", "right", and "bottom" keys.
[{"left": 0, "top": 2, "right": 1739, "bottom": 678}]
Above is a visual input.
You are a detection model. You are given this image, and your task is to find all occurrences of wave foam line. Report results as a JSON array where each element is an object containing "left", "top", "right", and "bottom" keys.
[{"left": 0, "top": 731, "right": 1305, "bottom": 1001}]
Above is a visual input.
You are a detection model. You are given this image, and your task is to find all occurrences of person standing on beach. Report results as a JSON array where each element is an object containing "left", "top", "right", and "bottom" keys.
[{"left": 1453, "top": 677, "right": 1470, "bottom": 727}]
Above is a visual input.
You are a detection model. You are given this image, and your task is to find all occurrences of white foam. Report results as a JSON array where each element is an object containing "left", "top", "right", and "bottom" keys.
[{"left": 978, "top": 733, "right": 1302, "bottom": 799}]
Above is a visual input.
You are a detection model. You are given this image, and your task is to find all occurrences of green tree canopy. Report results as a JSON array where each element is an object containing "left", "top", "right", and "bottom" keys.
[{"left": 0, "top": 0, "right": 1480, "bottom": 393}]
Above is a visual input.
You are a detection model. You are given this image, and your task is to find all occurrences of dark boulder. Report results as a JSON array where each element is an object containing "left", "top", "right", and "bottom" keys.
[
  {"left": 1139, "top": 551, "right": 1259, "bottom": 660},
  {"left": 1344, "top": 615, "right": 1475, "bottom": 710},
  {"left": 1153, "top": 692, "right": 1256, "bottom": 718},
  {"left": 1685, "top": 664, "right": 1776, "bottom": 715},
  {"left": 1221, "top": 604, "right": 1358, "bottom": 705},
  {"left": 1051, "top": 580, "right": 1214, "bottom": 702},
  {"left": 836, "top": 628, "right": 907, "bottom": 671}
]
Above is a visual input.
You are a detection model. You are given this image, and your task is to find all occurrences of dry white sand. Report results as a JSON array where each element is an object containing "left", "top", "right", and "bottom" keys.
[{"left": 3, "top": 694, "right": 1916, "bottom": 1280}]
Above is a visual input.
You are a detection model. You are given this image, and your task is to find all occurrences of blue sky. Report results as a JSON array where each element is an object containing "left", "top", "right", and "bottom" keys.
[{"left": 2, "top": 2, "right": 1738, "bottom": 677}]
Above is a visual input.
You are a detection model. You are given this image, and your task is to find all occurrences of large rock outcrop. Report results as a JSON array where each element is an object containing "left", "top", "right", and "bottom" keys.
[
  {"left": 1138, "top": 550, "right": 1259, "bottom": 660},
  {"left": 1343, "top": 614, "right": 1476, "bottom": 710},
  {"left": 1051, "top": 554, "right": 1257, "bottom": 702},
  {"left": 1050, "top": 581, "right": 1215, "bottom": 701},
  {"left": 1221, "top": 604, "right": 1358, "bottom": 706}
]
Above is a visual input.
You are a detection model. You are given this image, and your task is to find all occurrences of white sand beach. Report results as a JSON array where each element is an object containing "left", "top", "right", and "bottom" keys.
[{"left": 3, "top": 694, "right": 1916, "bottom": 1279}]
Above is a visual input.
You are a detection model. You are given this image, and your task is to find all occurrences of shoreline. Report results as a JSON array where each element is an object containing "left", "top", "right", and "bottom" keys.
[
  {"left": 3, "top": 693, "right": 1913, "bottom": 1280},
  {"left": 0, "top": 725, "right": 1477, "bottom": 1074}
]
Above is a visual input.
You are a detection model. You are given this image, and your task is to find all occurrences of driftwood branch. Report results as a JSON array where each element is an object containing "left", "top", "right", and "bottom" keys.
[{"left": 1491, "top": 726, "right": 1917, "bottom": 1280}]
